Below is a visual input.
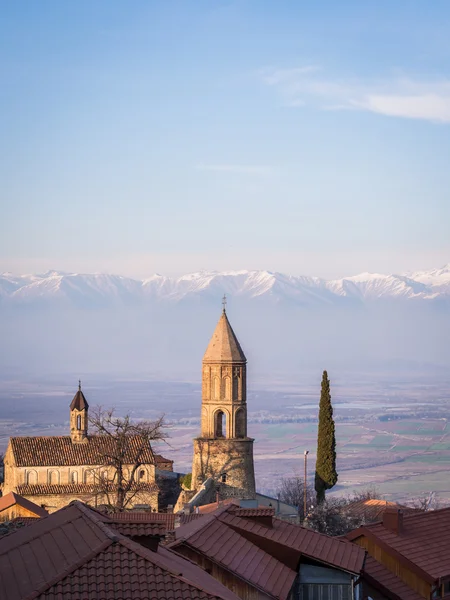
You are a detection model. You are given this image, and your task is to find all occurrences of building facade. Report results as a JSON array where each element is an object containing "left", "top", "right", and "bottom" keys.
[
  {"left": 191, "top": 307, "right": 256, "bottom": 498},
  {"left": 1, "top": 384, "right": 171, "bottom": 513}
]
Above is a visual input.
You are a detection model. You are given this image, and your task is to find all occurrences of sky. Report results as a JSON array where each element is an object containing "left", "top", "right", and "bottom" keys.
[{"left": 1, "top": 0, "right": 449, "bottom": 279}]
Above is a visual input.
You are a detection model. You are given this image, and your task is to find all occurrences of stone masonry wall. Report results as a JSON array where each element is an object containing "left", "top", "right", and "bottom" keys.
[{"left": 192, "top": 438, "right": 255, "bottom": 499}]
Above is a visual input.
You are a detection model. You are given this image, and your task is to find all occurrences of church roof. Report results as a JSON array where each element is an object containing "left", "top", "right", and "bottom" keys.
[
  {"left": 203, "top": 310, "right": 246, "bottom": 364},
  {"left": 9, "top": 435, "right": 157, "bottom": 467},
  {"left": 69, "top": 382, "right": 89, "bottom": 411}
]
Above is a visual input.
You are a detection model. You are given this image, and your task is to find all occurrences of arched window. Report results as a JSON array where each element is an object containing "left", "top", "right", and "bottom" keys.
[
  {"left": 139, "top": 469, "right": 146, "bottom": 480},
  {"left": 215, "top": 410, "right": 226, "bottom": 438},
  {"left": 71, "top": 471, "right": 78, "bottom": 484},
  {"left": 233, "top": 373, "right": 239, "bottom": 399},
  {"left": 213, "top": 377, "right": 220, "bottom": 400},
  {"left": 221, "top": 473, "right": 227, "bottom": 483},
  {"left": 48, "top": 470, "right": 59, "bottom": 485},
  {"left": 235, "top": 409, "right": 246, "bottom": 438},
  {"left": 224, "top": 377, "right": 231, "bottom": 400},
  {"left": 76, "top": 415, "right": 81, "bottom": 430},
  {"left": 84, "top": 470, "right": 93, "bottom": 484},
  {"left": 27, "top": 470, "right": 37, "bottom": 485}
]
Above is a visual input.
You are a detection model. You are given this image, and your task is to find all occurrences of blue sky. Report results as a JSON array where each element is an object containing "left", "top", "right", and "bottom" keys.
[{"left": 1, "top": 0, "right": 449, "bottom": 278}]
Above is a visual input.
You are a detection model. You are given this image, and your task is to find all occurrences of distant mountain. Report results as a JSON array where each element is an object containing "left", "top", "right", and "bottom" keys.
[{"left": 1, "top": 265, "right": 449, "bottom": 307}]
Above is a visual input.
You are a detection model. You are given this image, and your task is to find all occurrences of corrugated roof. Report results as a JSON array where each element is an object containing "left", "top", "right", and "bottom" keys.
[
  {"left": 220, "top": 510, "right": 365, "bottom": 574},
  {"left": 0, "top": 492, "right": 48, "bottom": 517},
  {"left": 348, "top": 507, "right": 450, "bottom": 582},
  {"left": 203, "top": 310, "right": 246, "bottom": 364},
  {"left": 363, "top": 556, "right": 424, "bottom": 600},
  {"left": 0, "top": 501, "right": 239, "bottom": 600},
  {"left": 10, "top": 435, "right": 160, "bottom": 467},
  {"left": 17, "top": 482, "right": 159, "bottom": 496}
]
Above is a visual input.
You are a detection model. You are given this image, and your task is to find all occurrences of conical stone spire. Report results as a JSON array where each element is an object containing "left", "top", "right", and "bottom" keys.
[{"left": 203, "top": 309, "right": 246, "bottom": 364}]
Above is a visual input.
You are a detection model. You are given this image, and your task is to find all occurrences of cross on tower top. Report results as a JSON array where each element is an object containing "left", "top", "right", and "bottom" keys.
[
  {"left": 222, "top": 294, "right": 227, "bottom": 312},
  {"left": 78, "top": 379, "right": 82, "bottom": 391}
]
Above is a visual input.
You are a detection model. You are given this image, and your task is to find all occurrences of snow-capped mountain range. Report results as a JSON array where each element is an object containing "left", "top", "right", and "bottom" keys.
[{"left": 1, "top": 265, "right": 449, "bottom": 306}]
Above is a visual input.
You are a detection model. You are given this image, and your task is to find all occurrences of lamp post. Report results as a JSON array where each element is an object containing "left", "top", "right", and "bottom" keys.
[{"left": 303, "top": 450, "right": 309, "bottom": 520}]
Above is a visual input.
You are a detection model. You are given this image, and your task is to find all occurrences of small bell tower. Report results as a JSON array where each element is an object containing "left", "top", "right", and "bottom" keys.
[
  {"left": 192, "top": 299, "right": 256, "bottom": 497},
  {"left": 70, "top": 381, "right": 89, "bottom": 443}
]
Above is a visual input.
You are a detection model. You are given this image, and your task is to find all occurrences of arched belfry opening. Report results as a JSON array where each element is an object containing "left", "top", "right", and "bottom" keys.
[
  {"left": 215, "top": 410, "right": 226, "bottom": 438},
  {"left": 235, "top": 408, "right": 246, "bottom": 438}
]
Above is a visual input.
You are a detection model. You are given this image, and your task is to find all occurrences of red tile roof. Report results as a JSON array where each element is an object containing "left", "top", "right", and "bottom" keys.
[
  {"left": 363, "top": 556, "right": 424, "bottom": 600},
  {"left": 17, "top": 482, "right": 159, "bottom": 496},
  {"left": 10, "top": 435, "right": 163, "bottom": 467},
  {"left": 345, "top": 499, "right": 416, "bottom": 522},
  {"left": 0, "top": 492, "right": 48, "bottom": 517},
  {"left": 220, "top": 509, "right": 365, "bottom": 574},
  {"left": 107, "top": 520, "right": 166, "bottom": 537},
  {"left": 106, "top": 510, "right": 175, "bottom": 531},
  {"left": 174, "top": 507, "right": 296, "bottom": 600},
  {"left": 180, "top": 513, "right": 205, "bottom": 525},
  {"left": 230, "top": 507, "right": 275, "bottom": 517},
  {"left": 197, "top": 498, "right": 238, "bottom": 514},
  {"left": 0, "top": 501, "right": 239, "bottom": 600},
  {"left": 348, "top": 507, "right": 450, "bottom": 582},
  {"left": 171, "top": 504, "right": 366, "bottom": 599}
]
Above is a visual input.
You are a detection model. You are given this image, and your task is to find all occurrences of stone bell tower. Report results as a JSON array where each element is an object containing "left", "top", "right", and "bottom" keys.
[
  {"left": 70, "top": 381, "right": 89, "bottom": 443},
  {"left": 191, "top": 303, "right": 256, "bottom": 498}
]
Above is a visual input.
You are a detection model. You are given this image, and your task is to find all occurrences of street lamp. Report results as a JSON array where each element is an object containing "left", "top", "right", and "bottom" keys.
[{"left": 304, "top": 450, "right": 309, "bottom": 519}]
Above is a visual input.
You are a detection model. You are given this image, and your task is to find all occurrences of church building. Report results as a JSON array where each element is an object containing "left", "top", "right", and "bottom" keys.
[
  {"left": 1, "top": 384, "right": 172, "bottom": 513},
  {"left": 191, "top": 305, "right": 256, "bottom": 498}
]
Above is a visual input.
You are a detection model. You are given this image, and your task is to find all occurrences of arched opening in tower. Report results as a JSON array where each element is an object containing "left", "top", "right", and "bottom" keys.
[
  {"left": 235, "top": 408, "right": 246, "bottom": 438},
  {"left": 215, "top": 410, "right": 226, "bottom": 438}
]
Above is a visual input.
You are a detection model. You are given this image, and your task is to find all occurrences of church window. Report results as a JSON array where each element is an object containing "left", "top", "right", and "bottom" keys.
[
  {"left": 71, "top": 471, "right": 78, "bottom": 484},
  {"left": 221, "top": 473, "right": 227, "bottom": 483},
  {"left": 213, "top": 377, "right": 220, "bottom": 400},
  {"left": 26, "top": 470, "right": 37, "bottom": 485},
  {"left": 139, "top": 469, "right": 146, "bottom": 480},
  {"left": 235, "top": 408, "right": 246, "bottom": 438},
  {"left": 48, "top": 470, "right": 59, "bottom": 485},
  {"left": 215, "top": 410, "right": 226, "bottom": 438},
  {"left": 76, "top": 414, "right": 81, "bottom": 430},
  {"left": 224, "top": 376, "right": 231, "bottom": 400}
]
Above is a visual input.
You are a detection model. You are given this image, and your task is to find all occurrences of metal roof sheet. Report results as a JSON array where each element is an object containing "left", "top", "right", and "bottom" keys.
[
  {"left": 363, "top": 556, "right": 425, "bottom": 600},
  {"left": 348, "top": 507, "right": 450, "bottom": 581},
  {"left": 0, "top": 492, "right": 48, "bottom": 517},
  {"left": 219, "top": 511, "right": 365, "bottom": 574},
  {"left": 177, "top": 516, "right": 296, "bottom": 599}
]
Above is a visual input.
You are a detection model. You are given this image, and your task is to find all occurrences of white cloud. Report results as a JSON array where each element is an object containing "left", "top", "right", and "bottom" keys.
[
  {"left": 259, "top": 67, "right": 450, "bottom": 123},
  {"left": 195, "top": 164, "right": 274, "bottom": 175}
]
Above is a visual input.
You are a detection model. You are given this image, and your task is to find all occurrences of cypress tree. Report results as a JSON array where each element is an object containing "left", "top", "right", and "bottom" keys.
[{"left": 315, "top": 370, "right": 337, "bottom": 504}]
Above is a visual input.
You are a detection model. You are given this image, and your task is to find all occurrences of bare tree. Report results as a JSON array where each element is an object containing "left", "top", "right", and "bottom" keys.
[
  {"left": 277, "top": 476, "right": 315, "bottom": 521},
  {"left": 306, "top": 497, "right": 367, "bottom": 536},
  {"left": 88, "top": 407, "right": 166, "bottom": 512}
]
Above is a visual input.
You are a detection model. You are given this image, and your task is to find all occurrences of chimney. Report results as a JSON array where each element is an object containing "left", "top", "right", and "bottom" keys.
[{"left": 383, "top": 509, "right": 404, "bottom": 534}]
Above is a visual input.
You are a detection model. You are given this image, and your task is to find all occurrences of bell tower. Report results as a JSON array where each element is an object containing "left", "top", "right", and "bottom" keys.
[
  {"left": 70, "top": 381, "right": 89, "bottom": 443},
  {"left": 191, "top": 302, "right": 256, "bottom": 497}
]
